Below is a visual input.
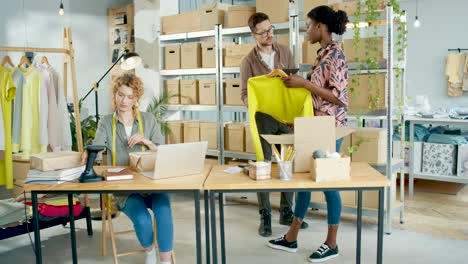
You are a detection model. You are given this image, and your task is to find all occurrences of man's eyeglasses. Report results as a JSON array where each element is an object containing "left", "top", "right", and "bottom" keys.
[{"left": 253, "top": 26, "right": 275, "bottom": 37}]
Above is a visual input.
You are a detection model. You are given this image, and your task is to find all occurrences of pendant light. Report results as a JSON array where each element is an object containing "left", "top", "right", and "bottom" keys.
[
  {"left": 414, "top": 0, "right": 421, "bottom": 28},
  {"left": 59, "top": 0, "right": 64, "bottom": 16}
]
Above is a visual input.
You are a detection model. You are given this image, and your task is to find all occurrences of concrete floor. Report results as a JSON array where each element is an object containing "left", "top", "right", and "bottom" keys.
[{"left": 1, "top": 193, "right": 468, "bottom": 264}]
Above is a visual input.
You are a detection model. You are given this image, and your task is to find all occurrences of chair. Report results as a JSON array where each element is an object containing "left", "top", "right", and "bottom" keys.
[
  {"left": 101, "top": 194, "right": 176, "bottom": 264},
  {"left": 247, "top": 70, "right": 314, "bottom": 161}
]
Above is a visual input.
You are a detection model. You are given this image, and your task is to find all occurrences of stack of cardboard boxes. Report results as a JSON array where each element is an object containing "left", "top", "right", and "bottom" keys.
[
  {"left": 225, "top": 122, "right": 256, "bottom": 153},
  {"left": 166, "top": 120, "right": 218, "bottom": 150}
]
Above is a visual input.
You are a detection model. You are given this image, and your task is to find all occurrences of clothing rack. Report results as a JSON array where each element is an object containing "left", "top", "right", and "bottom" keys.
[
  {"left": 0, "top": 27, "right": 83, "bottom": 152},
  {"left": 448, "top": 48, "right": 468, "bottom": 53}
]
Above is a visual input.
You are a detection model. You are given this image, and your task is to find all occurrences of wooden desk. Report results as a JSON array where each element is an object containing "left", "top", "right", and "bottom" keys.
[
  {"left": 204, "top": 162, "right": 390, "bottom": 264},
  {"left": 24, "top": 165, "right": 212, "bottom": 264}
]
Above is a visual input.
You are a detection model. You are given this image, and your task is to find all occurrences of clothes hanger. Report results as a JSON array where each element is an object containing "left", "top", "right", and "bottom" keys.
[
  {"left": 1, "top": 55, "right": 15, "bottom": 68},
  {"left": 17, "top": 55, "right": 31, "bottom": 67},
  {"left": 41, "top": 55, "right": 50, "bottom": 65},
  {"left": 266, "top": 68, "right": 288, "bottom": 78}
]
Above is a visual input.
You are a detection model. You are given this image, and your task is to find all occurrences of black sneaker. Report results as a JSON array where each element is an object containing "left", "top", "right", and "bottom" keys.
[
  {"left": 308, "top": 244, "right": 339, "bottom": 263},
  {"left": 258, "top": 209, "right": 272, "bottom": 237},
  {"left": 267, "top": 235, "right": 298, "bottom": 253},
  {"left": 279, "top": 207, "right": 309, "bottom": 229}
]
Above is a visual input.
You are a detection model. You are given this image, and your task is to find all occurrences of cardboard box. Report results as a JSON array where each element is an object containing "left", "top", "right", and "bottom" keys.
[
  {"left": 164, "top": 80, "right": 180, "bottom": 104},
  {"left": 180, "top": 79, "right": 199, "bottom": 105},
  {"left": 224, "top": 43, "right": 255, "bottom": 67},
  {"left": 224, "top": 78, "right": 243, "bottom": 106},
  {"left": 226, "top": 5, "right": 256, "bottom": 28},
  {"left": 201, "top": 42, "right": 216, "bottom": 68},
  {"left": 198, "top": 79, "right": 216, "bottom": 105},
  {"left": 181, "top": 43, "right": 202, "bottom": 69},
  {"left": 245, "top": 123, "right": 256, "bottom": 154},
  {"left": 303, "top": 0, "right": 330, "bottom": 21},
  {"left": 310, "top": 156, "right": 351, "bottom": 182},
  {"left": 343, "top": 37, "right": 384, "bottom": 63},
  {"left": 302, "top": 40, "right": 321, "bottom": 64},
  {"left": 422, "top": 143, "right": 457, "bottom": 176},
  {"left": 351, "top": 128, "right": 387, "bottom": 165},
  {"left": 164, "top": 45, "right": 180, "bottom": 69},
  {"left": 183, "top": 121, "right": 200, "bottom": 143},
  {"left": 256, "top": 0, "right": 294, "bottom": 23},
  {"left": 276, "top": 33, "right": 290, "bottom": 47},
  {"left": 30, "top": 151, "right": 82, "bottom": 172},
  {"left": 311, "top": 191, "right": 356, "bottom": 208},
  {"left": 199, "top": 2, "right": 231, "bottom": 30},
  {"left": 161, "top": 12, "right": 201, "bottom": 34},
  {"left": 348, "top": 74, "right": 386, "bottom": 111},
  {"left": 129, "top": 151, "right": 157, "bottom": 172},
  {"left": 13, "top": 154, "right": 30, "bottom": 182},
  {"left": 166, "top": 121, "right": 184, "bottom": 144},
  {"left": 200, "top": 122, "right": 218, "bottom": 149},
  {"left": 225, "top": 122, "right": 245, "bottom": 152},
  {"left": 458, "top": 144, "right": 468, "bottom": 177}
]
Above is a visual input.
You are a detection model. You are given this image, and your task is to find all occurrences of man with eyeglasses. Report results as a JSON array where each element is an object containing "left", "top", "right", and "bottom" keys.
[{"left": 240, "top": 12, "right": 308, "bottom": 237}]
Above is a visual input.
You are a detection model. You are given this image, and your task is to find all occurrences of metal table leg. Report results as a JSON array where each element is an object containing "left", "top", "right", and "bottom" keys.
[
  {"left": 219, "top": 193, "right": 226, "bottom": 264},
  {"left": 210, "top": 191, "right": 218, "bottom": 264},
  {"left": 409, "top": 121, "right": 415, "bottom": 198},
  {"left": 377, "top": 188, "right": 385, "bottom": 264},
  {"left": 356, "top": 190, "right": 362, "bottom": 264},
  {"left": 85, "top": 207, "right": 93, "bottom": 236},
  {"left": 204, "top": 190, "right": 211, "bottom": 264},
  {"left": 194, "top": 191, "right": 202, "bottom": 264},
  {"left": 68, "top": 193, "right": 78, "bottom": 264},
  {"left": 32, "top": 192, "right": 42, "bottom": 264}
]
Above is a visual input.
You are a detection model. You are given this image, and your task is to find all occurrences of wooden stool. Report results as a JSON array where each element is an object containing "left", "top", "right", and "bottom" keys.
[{"left": 101, "top": 194, "right": 176, "bottom": 264}]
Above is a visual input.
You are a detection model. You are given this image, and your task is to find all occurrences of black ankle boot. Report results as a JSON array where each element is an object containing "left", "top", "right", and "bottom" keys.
[
  {"left": 279, "top": 207, "right": 309, "bottom": 229},
  {"left": 258, "top": 209, "right": 272, "bottom": 237}
]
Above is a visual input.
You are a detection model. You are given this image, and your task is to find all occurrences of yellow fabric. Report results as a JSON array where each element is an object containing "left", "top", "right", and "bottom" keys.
[
  {"left": 21, "top": 67, "right": 46, "bottom": 159},
  {"left": 42, "top": 197, "right": 79, "bottom": 206},
  {"left": 247, "top": 75, "right": 314, "bottom": 161},
  {"left": 111, "top": 111, "right": 145, "bottom": 166},
  {"left": 0, "top": 66, "right": 16, "bottom": 189}
]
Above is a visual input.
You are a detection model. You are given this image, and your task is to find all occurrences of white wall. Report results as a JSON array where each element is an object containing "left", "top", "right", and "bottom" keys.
[
  {"left": 400, "top": 0, "right": 468, "bottom": 109},
  {"left": 0, "top": 0, "right": 132, "bottom": 117}
]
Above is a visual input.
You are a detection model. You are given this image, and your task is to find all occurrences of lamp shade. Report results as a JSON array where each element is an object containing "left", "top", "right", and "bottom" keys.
[{"left": 121, "top": 51, "right": 142, "bottom": 70}]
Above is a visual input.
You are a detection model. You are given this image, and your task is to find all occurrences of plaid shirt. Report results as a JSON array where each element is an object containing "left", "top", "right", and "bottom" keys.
[{"left": 307, "top": 41, "right": 348, "bottom": 127}]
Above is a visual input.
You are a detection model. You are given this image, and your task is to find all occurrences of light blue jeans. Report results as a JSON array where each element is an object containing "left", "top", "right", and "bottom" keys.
[
  {"left": 120, "top": 193, "right": 174, "bottom": 252},
  {"left": 293, "top": 138, "right": 344, "bottom": 225}
]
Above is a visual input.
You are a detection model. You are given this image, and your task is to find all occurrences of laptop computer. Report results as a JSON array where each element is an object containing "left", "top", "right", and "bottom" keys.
[{"left": 143, "top": 141, "right": 208, "bottom": 180}]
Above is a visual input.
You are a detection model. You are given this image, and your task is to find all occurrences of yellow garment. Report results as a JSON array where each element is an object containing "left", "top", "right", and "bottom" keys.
[
  {"left": 0, "top": 65, "right": 17, "bottom": 189},
  {"left": 21, "top": 67, "right": 46, "bottom": 159},
  {"left": 247, "top": 75, "right": 314, "bottom": 161},
  {"left": 41, "top": 196, "right": 79, "bottom": 206}
]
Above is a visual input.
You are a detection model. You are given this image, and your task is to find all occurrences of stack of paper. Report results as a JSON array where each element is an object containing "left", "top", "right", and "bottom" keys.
[{"left": 25, "top": 166, "right": 85, "bottom": 184}]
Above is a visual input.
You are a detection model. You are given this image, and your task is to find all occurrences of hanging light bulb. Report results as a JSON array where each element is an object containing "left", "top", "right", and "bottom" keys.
[
  {"left": 413, "top": 0, "right": 421, "bottom": 28},
  {"left": 59, "top": 1, "right": 64, "bottom": 16}
]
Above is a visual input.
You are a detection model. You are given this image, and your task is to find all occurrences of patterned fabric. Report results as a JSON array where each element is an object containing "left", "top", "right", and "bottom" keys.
[{"left": 307, "top": 41, "right": 348, "bottom": 127}]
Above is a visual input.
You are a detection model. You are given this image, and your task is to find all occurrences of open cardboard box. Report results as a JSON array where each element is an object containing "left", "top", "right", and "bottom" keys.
[{"left": 261, "top": 116, "right": 354, "bottom": 173}]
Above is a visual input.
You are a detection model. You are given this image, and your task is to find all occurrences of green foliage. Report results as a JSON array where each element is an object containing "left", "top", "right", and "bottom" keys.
[{"left": 145, "top": 93, "right": 179, "bottom": 136}]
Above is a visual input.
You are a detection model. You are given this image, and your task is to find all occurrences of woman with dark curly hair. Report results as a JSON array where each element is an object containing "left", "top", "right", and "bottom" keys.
[
  {"left": 81, "top": 73, "right": 173, "bottom": 264},
  {"left": 267, "top": 5, "right": 349, "bottom": 263}
]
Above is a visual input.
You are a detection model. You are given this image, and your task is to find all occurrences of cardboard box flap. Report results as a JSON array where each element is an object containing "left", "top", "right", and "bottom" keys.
[
  {"left": 261, "top": 134, "right": 294, "bottom": 145},
  {"left": 200, "top": 2, "right": 231, "bottom": 12},
  {"left": 228, "top": 5, "right": 256, "bottom": 12}
]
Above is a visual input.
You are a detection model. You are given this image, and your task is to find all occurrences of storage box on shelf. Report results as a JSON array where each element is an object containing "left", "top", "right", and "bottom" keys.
[
  {"left": 351, "top": 128, "right": 387, "bottom": 165},
  {"left": 224, "top": 43, "right": 255, "bottom": 67},
  {"left": 164, "top": 45, "right": 181, "bottom": 69},
  {"left": 422, "top": 142, "right": 457, "bottom": 176},
  {"left": 200, "top": 121, "right": 218, "bottom": 150},
  {"left": 256, "top": 0, "right": 295, "bottom": 23},
  {"left": 166, "top": 121, "right": 184, "bottom": 144},
  {"left": 245, "top": 124, "right": 256, "bottom": 154},
  {"left": 161, "top": 11, "right": 201, "bottom": 34},
  {"left": 199, "top": 2, "right": 231, "bottom": 30},
  {"left": 225, "top": 122, "right": 245, "bottom": 152},
  {"left": 198, "top": 79, "right": 216, "bottom": 105},
  {"left": 276, "top": 33, "right": 290, "bottom": 47},
  {"left": 303, "top": 0, "right": 330, "bottom": 20},
  {"left": 180, "top": 79, "right": 199, "bottom": 105},
  {"left": 224, "top": 78, "right": 243, "bottom": 106},
  {"left": 183, "top": 121, "right": 200, "bottom": 143},
  {"left": 348, "top": 74, "right": 386, "bottom": 111},
  {"left": 225, "top": 5, "right": 256, "bottom": 28},
  {"left": 202, "top": 42, "right": 216, "bottom": 68},
  {"left": 302, "top": 41, "right": 321, "bottom": 64},
  {"left": 165, "top": 80, "right": 180, "bottom": 104},
  {"left": 181, "top": 43, "right": 202, "bottom": 69}
]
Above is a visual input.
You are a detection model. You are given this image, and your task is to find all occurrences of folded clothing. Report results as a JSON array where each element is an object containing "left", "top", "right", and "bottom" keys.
[
  {"left": 426, "top": 134, "right": 468, "bottom": 145},
  {"left": 25, "top": 201, "right": 83, "bottom": 217},
  {"left": 0, "top": 199, "right": 32, "bottom": 227},
  {"left": 39, "top": 195, "right": 80, "bottom": 207}
]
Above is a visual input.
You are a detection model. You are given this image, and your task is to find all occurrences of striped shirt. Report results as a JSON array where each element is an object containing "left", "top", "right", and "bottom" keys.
[{"left": 307, "top": 41, "right": 348, "bottom": 127}]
